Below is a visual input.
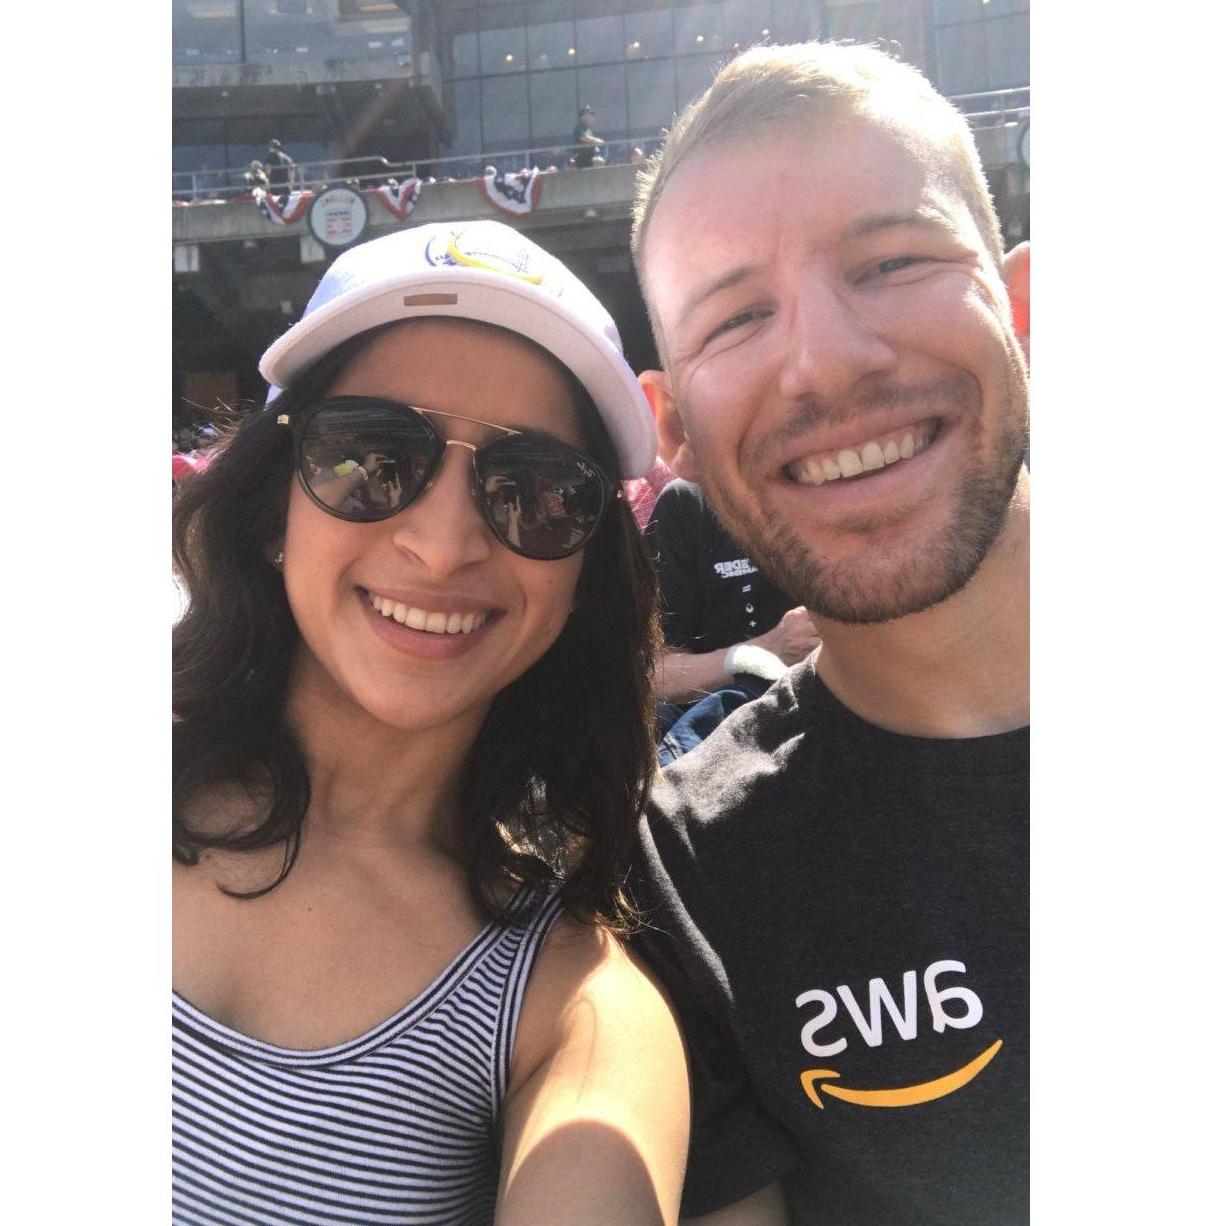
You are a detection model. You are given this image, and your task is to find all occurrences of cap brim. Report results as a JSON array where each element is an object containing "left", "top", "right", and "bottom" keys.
[{"left": 260, "top": 267, "right": 656, "bottom": 477}]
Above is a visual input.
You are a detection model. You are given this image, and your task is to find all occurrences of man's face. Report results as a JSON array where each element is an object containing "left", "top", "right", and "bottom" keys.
[{"left": 641, "top": 114, "right": 1028, "bottom": 624}]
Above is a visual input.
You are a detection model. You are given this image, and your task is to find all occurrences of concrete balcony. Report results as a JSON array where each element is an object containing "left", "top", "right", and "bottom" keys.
[{"left": 172, "top": 161, "right": 640, "bottom": 249}]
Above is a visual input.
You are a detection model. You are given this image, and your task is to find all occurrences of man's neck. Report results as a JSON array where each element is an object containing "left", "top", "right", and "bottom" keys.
[{"left": 812, "top": 489, "right": 1029, "bottom": 740}]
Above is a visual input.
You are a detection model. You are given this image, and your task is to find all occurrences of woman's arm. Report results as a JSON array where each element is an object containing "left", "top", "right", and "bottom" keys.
[{"left": 496, "top": 921, "right": 690, "bottom": 1226}]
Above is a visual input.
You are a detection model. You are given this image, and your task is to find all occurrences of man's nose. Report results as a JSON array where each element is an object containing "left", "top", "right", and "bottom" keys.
[
  {"left": 775, "top": 279, "right": 899, "bottom": 403},
  {"left": 389, "top": 444, "right": 493, "bottom": 573}
]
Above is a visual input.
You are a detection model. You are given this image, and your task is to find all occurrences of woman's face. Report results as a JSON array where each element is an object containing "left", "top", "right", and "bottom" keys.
[{"left": 281, "top": 318, "right": 588, "bottom": 735}]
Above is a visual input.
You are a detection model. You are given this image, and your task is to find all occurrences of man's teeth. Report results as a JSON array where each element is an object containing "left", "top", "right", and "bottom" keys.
[
  {"left": 791, "top": 427, "right": 930, "bottom": 487},
  {"left": 367, "top": 593, "right": 490, "bottom": 635}
]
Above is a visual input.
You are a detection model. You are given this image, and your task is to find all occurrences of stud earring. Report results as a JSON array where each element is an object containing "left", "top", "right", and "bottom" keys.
[{"left": 271, "top": 549, "right": 284, "bottom": 571}]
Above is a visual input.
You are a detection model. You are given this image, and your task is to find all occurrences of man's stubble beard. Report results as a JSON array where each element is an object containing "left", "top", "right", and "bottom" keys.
[{"left": 692, "top": 357, "right": 1029, "bottom": 626}]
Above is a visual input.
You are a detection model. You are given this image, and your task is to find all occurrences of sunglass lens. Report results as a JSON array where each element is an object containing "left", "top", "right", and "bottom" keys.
[
  {"left": 477, "top": 435, "right": 608, "bottom": 559},
  {"left": 299, "top": 402, "right": 436, "bottom": 521}
]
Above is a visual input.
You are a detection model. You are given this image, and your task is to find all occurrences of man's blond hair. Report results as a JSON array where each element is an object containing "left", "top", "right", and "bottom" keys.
[{"left": 631, "top": 42, "right": 1004, "bottom": 282}]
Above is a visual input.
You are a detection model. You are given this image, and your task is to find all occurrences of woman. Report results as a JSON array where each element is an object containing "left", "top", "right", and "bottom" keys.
[{"left": 172, "top": 221, "right": 688, "bottom": 1224}]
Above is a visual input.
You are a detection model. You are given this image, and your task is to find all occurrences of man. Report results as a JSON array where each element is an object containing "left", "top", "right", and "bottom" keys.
[
  {"left": 648, "top": 475, "right": 820, "bottom": 767},
  {"left": 572, "top": 105, "right": 605, "bottom": 169},
  {"left": 630, "top": 42, "right": 1029, "bottom": 1225},
  {"left": 648, "top": 476, "right": 817, "bottom": 704},
  {"left": 265, "top": 138, "right": 296, "bottom": 200}
]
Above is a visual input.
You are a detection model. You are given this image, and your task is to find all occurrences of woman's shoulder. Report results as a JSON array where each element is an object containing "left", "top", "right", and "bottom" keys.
[
  {"left": 498, "top": 914, "right": 690, "bottom": 1221},
  {"left": 508, "top": 914, "right": 685, "bottom": 1096}
]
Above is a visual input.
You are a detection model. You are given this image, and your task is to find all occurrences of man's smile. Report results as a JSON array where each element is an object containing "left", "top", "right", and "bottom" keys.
[{"left": 785, "top": 418, "right": 942, "bottom": 486}]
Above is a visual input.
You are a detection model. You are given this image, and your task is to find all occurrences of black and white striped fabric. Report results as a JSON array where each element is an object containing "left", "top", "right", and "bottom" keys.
[{"left": 172, "top": 887, "right": 563, "bottom": 1225}]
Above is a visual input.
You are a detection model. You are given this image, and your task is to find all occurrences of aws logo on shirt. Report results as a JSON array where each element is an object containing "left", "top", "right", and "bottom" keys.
[{"left": 795, "top": 959, "right": 1002, "bottom": 1109}]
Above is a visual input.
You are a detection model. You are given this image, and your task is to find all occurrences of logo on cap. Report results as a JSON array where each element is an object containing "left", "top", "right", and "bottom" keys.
[{"left": 425, "top": 225, "right": 546, "bottom": 287}]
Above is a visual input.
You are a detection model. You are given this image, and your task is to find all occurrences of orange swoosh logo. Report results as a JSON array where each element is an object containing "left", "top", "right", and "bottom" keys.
[{"left": 800, "top": 1038, "right": 1003, "bottom": 1109}]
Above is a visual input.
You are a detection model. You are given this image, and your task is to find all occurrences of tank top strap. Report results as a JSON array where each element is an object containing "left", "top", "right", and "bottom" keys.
[{"left": 491, "top": 886, "right": 565, "bottom": 1110}]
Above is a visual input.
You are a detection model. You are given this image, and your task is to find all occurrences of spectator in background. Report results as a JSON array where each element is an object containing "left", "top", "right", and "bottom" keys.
[
  {"left": 265, "top": 138, "right": 296, "bottom": 200},
  {"left": 647, "top": 477, "right": 820, "bottom": 765},
  {"left": 572, "top": 106, "right": 605, "bottom": 169},
  {"left": 1005, "top": 240, "right": 1030, "bottom": 363},
  {"left": 244, "top": 160, "right": 270, "bottom": 193},
  {"left": 623, "top": 454, "right": 674, "bottom": 531}
]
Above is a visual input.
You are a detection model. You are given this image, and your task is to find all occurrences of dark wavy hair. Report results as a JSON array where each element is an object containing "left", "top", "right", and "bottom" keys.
[{"left": 173, "top": 324, "right": 661, "bottom": 929}]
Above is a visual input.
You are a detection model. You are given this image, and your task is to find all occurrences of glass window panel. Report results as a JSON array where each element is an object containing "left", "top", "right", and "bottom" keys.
[
  {"left": 480, "top": 23, "right": 527, "bottom": 73},
  {"left": 451, "top": 30, "right": 480, "bottom": 75},
  {"left": 825, "top": 1, "right": 888, "bottom": 44},
  {"left": 446, "top": 78, "right": 483, "bottom": 154},
  {"left": 627, "top": 58, "right": 676, "bottom": 134},
  {"left": 481, "top": 73, "right": 531, "bottom": 148},
  {"left": 529, "top": 69, "right": 579, "bottom": 146},
  {"left": 625, "top": 8, "right": 672, "bottom": 59},
  {"left": 722, "top": 0, "right": 774, "bottom": 49},
  {"left": 243, "top": 0, "right": 408, "bottom": 62},
  {"left": 527, "top": 0, "right": 573, "bottom": 22},
  {"left": 528, "top": 20, "right": 576, "bottom": 69},
  {"left": 937, "top": 0, "right": 1030, "bottom": 25},
  {"left": 576, "top": 63, "right": 628, "bottom": 136},
  {"left": 984, "top": 14, "right": 1029, "bottom": 88},
  {"left": 576, "top": 13, "right": 624, "bottom": 64},
  {"left": 675, "top": 53, "right": 721, "bottom": 108},
  {"left": 180, "top": 0, "right": 238, "bottom": 14},
  {"left": 173, "top": 0, "right": 243, "bottom": 63},
  {"left": 673, "top": 2, "right": 725, "bottom": 56},
  {"left": 338, "top": 0, "right": 400, "bottom": 18},
  {"left": 936, "top": 19, "right": 987, "bottom": 95},
  {"left": 772, "top": 0, "right": 815, "bottom": 42},
  {"left": 933, "top": 0, "right": 983, "bottom": 21},
  {"left": 173, "top": 140, "right": 226, "bottom": 172},
  {"left": 442, "top": 5, "right": 480, "bottom": 76}
]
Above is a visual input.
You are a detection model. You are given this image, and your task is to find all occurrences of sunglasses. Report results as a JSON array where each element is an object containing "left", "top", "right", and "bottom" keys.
[{"left": 278, "top": 396, "right": 618, "bottom": 561}]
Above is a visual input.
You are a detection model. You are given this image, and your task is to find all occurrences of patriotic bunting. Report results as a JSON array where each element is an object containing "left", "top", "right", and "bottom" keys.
[
  {"left": 480, "top": 168, "right": 543, "bottom": 217},
  {"left": 253, "top": 187, "right": 315, "bottom": 225},
  {"left": 373, "top": 177, "right": 422, "bottom": 219}
]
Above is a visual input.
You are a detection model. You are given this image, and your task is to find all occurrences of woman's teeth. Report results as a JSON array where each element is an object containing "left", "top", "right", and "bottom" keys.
[
  {"left": 788, "top": 423, "right": 934, "bottom": 486},
  {"left": 368, "top": 593, "right": 490, "bottom": 635}
]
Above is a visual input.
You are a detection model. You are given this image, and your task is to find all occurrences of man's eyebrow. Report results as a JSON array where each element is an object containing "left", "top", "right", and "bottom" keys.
[
  {"left": 670, "top": 210, "right": 961, "bottom": 335},
  {"left": 678, "top": 263, "right": 761, "bottom": 323},
  {"left": 841, "top": 208, "right": 961, "bottom": 242}
]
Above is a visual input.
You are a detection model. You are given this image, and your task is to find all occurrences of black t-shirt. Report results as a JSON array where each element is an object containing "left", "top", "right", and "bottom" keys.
[
  {"left": 646, "top": 479, "right": 795, "bottom": 653},
  {"left": 266, "top": 148, "right": 295, "bottom": 188},
  {"left": 633, "top": 662, "right": 1029, "bottom": 1224}
]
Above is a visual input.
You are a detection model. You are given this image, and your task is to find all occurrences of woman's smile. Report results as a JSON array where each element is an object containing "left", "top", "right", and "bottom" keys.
[{"left": 361, "top": 585, "right": 503, "bottom": 660}]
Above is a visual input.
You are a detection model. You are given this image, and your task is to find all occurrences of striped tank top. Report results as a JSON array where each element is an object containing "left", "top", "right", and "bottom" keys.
[{"left": 172, "top": 888, "right": 563, "bottom": 1225}]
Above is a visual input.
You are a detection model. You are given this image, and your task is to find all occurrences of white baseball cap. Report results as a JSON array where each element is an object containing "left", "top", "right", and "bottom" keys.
[{"left": 259, "top": 220, "right": 656, "bottom": 477}]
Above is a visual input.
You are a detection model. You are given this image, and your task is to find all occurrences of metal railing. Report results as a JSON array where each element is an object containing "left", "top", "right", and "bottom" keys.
[
  {"left": 948, "top": 86, "right": 1029, "bottom": 131},
  {"left": 171, "top": 135, "right": 663, "bottom": 204}
]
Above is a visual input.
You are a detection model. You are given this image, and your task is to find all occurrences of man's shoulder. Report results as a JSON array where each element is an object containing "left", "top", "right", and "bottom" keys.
[
  {"left": 646, "top": 479, "right": 705, "bottom": 546},
  {"left": 648, "top": 663, "right": 816, "bottom": 830},
  {"left": 651, "top": 477, "right": 704, "bottom": 513}
]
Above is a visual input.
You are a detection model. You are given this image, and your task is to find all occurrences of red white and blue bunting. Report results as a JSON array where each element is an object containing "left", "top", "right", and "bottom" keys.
[
  {"left": 373, "top": 178, "right": 422, "bottom": 219},
  {"left": 253, "top": 188, "right": 315, "bottom": 225},
  {"left": 480, "top": 168, "right": 543, "bottom": 217}
]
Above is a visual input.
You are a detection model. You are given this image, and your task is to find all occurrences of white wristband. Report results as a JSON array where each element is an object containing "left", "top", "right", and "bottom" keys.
[{"left": 723, "top": 642, "right": 787, "bottom": 682}]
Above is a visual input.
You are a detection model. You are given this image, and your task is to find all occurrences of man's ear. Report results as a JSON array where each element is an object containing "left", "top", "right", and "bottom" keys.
[
  {"left": 1003, "top": 241, "right": 1030, "bottom": 360},
  {"left": 639, "top": 369, "right": 699, "bottom": 481}
]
